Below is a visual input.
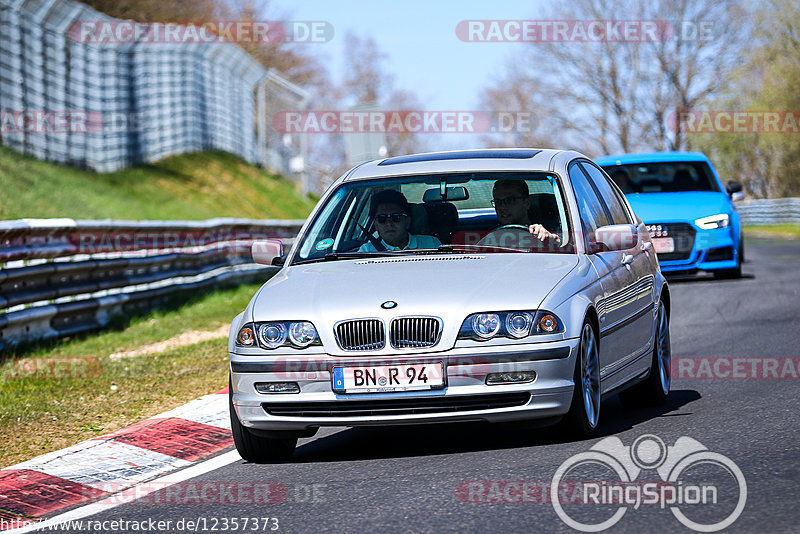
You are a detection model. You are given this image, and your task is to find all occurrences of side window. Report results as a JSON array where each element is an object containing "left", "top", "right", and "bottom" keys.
[
  {"left": 569, "top": 162, "right": 610, "bottom": 236},
  {"left": 579, "top": 162, "right": 632, "bottom": 225}
]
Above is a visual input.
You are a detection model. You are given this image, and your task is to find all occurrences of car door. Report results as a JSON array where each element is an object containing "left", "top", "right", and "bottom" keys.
[
  {"left": 581, "top": 161, "right": 655, "bottom": 357},
  {"left": 568, "top": 161, "right": 636, "bottom": 387}
]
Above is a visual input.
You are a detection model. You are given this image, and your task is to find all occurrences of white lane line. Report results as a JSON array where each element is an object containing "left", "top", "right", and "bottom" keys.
[{"left": 6, "top": 450, "right": 241, "bottom": 534}]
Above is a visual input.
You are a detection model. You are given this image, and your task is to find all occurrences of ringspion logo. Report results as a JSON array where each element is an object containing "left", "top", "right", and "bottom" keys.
[{"left": 551, "top": 434, "right": 746, "bottom": 532}]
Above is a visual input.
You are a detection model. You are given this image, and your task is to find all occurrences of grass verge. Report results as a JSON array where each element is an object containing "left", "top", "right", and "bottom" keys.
[
  {"left": 744, "top": 224, "right": 800, "bottom": 239},
  {"left": 0, "top": 146, "right": 316, "bottom": 220},
  {"left": 0, "top": 281, "right": 263, "bottom": 467}
]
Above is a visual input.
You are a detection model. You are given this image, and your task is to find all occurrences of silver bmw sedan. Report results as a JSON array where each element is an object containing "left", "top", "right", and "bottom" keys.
[{"left": 228, "top": 149, "right": 671, "bottom": 462}]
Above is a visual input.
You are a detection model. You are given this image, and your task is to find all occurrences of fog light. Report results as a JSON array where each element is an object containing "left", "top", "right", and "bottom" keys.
[
  {"left": 486, "top": 371, "right": 537, "bottom": 385},
  {"left": 255, "top": 382, "right": 300, "bottom": 394}
]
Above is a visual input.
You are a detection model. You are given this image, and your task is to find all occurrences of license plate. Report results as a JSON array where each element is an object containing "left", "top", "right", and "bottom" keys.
[
  {"left": 332, "top": 362, "right": 444, "bottom": 393},
  {"left": 652, "top": 237, "right": 675, "bottom": 253}
]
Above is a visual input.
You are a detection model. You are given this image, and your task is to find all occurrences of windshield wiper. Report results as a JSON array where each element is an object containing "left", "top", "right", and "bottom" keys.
[
  {"left": 435, "top": 244, "right": 527, "bottom": 254},
  {"left": 291, "top": 251, "right": 398, "bottom": 265}
]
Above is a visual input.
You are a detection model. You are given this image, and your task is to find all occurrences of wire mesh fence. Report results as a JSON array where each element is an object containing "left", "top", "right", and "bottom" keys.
[{"left": 0, "top": 0, "right": 309, "bottom": 174}]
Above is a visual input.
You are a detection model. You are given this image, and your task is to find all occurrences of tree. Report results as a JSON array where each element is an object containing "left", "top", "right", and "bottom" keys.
[
  {"left": 479, "top": 0, "right": 750, "bottom": 156},
  {"left": 652, "top": 0, "right": 749, "bottom": 150},
  {"left": 696, "top": 0, "right": 800, "bottom": 197}
]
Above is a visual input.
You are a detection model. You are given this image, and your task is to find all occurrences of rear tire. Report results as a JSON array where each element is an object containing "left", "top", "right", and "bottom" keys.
[
  {"left": 619, "top": 300, "right": 671, "bottom": 407},
  {"left": 229, "top": 376, "right": 296, "bottom": 463},
  {"left": 563, "top": 320, "right": 601, "bottom": 439}
]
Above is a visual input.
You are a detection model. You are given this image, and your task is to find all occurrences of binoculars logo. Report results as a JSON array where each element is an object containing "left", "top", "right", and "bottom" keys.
[{"left": 551, "top": 434, "right": 746, "bottom": 532}]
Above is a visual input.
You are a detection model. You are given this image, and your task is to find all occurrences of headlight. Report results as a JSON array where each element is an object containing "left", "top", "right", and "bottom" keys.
[
  {"left": 459, "top": 311, "right": 563, "bottom": 341},
  {"left": 505, "top": 312, "right": 533, "bottom": 338},
  {"left": 288, "top": 321, "right": 318, "bottom": 347},
  {"left": 236, "top": 321, "right": 321, "bottom": 349},
  {"left": 258, "top": 323, "right": 288, "bottom": 349},
  {"left": 471, "top": 313, "right": 501, "bottom": 339},
  {"left": 695, "top": 213, "right": 730, "bottom": 229}
]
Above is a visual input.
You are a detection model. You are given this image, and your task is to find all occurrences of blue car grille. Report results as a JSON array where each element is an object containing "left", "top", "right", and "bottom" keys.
[{"left": 647, "top": 222, "right": 695, "bottom": 261}]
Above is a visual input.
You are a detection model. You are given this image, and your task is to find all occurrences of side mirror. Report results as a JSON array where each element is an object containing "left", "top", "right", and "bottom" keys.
[
  {"left": 727, "top": 181, "right": 744, "bottom": 201},
  {"left": 251, "top": 239, "right": 283, "bottom": 265},
  {"left": 593, "top": 224, "right": 638, "bottom": 252}
]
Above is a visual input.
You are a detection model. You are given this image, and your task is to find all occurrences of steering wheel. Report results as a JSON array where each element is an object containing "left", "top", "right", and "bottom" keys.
[
  {"left": 478, "top": 225, "right": 540, "bottom": 249},
  {"left": 495, "top": 224, "right": 530, "bottom": 231}
]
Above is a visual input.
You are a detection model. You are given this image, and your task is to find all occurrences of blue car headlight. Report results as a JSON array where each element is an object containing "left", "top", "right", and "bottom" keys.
[{"left": 694, "top": 213, "right": 730, "bottom": 230}]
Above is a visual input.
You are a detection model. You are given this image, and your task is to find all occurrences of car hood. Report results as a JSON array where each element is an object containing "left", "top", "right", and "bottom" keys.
[
  {"left": 625, "top": 191, "right": 732, "bottom": 223},
  {"left": 247, "top": 254, "right": 578, "bottom": 350}
]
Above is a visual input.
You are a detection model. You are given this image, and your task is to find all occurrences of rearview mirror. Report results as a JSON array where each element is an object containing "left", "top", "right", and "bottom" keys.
[
  {"left": 593, "top": 224, "right": 638, "bottom": 252},
  {"left": 252, "top": 239, "right": 283, "bottom": 265},
  {"left": 423, "top": 186, "right": 469, "bottom": 202}
]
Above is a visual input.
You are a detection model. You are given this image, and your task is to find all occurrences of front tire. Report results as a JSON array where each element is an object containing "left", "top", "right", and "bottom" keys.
[
  {"left": 229, "top": 376, "right": 296, "bottom": 463},
  {"left": 563, "top": 320, "right": 601, "bottom": 438}
]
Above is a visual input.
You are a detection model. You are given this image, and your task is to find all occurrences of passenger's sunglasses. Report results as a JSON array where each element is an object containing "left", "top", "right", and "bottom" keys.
[
  {"left": 375, "top": 213, "right": 408, "bottom": 224},
  {"left": 491, "top": 196, "right": 526, "bottom": 207}
]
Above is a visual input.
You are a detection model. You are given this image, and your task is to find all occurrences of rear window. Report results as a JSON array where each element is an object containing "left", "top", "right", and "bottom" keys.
[{"left": 600, "top": 161, "right": 720, "bottom": 194}]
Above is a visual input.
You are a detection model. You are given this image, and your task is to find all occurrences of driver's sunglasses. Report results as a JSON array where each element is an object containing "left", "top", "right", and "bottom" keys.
[
  {"left": 375, "top": 213, "right": 408, "bottom": 224},
  {"left": 491, "top": 196, "right": 525, "bottom": 207}
]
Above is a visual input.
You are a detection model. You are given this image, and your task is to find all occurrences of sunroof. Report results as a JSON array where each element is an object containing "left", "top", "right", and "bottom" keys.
[{"left": 378, "top": 149, "right": 541, "bottom": 166}]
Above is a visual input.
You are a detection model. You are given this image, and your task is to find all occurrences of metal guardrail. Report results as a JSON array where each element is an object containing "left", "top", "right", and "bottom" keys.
[
  {"left": 0, "top": 0, "right": 310, "bottom": 177},
  {"left": 736, "top": 198, "right": 800, "bottom": 225},
  {"left": 0, "top": 218, "right": 304, "bottom": 351}
]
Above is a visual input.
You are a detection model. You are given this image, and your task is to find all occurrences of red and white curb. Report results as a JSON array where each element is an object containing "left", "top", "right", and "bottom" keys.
[{"left": 0, "top": 388, "right": 231, "bottom": 530}]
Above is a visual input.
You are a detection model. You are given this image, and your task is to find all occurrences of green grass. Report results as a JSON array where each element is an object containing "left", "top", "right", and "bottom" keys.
[
  {"left": 0, "top": 145, "right": 316, "bottom": 220},
  {"left": 744, "top": 224, "right": 800, "bottom": 239},
  {"left": 0, "top": 281, "right": 264, "bottom": 467}
]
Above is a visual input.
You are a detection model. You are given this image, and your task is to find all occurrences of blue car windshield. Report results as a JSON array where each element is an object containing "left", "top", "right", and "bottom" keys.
[{"left": 600, "top": 162, "right": 720, "bottom": 194}]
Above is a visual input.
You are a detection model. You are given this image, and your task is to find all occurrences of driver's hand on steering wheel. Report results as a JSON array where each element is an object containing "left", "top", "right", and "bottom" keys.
[{"left": 529, "top": 224, "right": 561, "bottom": 243}]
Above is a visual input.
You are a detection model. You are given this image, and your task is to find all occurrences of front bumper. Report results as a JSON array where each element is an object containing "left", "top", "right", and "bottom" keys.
[
  {"left": 230, "top": 338, "right": 579, "bottom": 431},
  {"left": 655, "top": 224, "right": 739, "bottom": 273}
]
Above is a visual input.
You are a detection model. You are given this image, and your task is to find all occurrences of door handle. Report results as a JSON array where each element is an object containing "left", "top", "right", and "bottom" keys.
[
  {"left": 641, "top": 241, "right": 652, "bottom": 252},
  {"left": 622, "top": 254, "right": 634, "bottom": 265}
]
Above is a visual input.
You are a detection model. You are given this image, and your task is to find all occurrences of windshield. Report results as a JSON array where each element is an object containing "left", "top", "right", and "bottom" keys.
[
  {"left": 292, "top": 172, "right": 574, "bottom": 264},
  {"left": 600, "top": 161, "right": 720, "bottom": 194}
]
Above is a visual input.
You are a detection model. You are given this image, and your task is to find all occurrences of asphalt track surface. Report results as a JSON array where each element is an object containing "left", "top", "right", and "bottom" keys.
[{"left": 52, "top": 237, "right": 800, "bottom": 534}]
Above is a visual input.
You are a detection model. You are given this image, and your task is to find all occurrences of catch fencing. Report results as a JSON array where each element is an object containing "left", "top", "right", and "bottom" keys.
[
  {"left": 736, "top": 198, "right": 800, "bottom": 225},
  {"left": 0, "top": 218, "right": 303, "bottom": 351},
  {"left": 0, "top": 0, "right": 309, "bottom": 175}
]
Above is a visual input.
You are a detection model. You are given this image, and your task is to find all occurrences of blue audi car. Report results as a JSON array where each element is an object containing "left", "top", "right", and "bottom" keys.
[{"left": 595, "top": 152, "right": 743, "bottom": 278}]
